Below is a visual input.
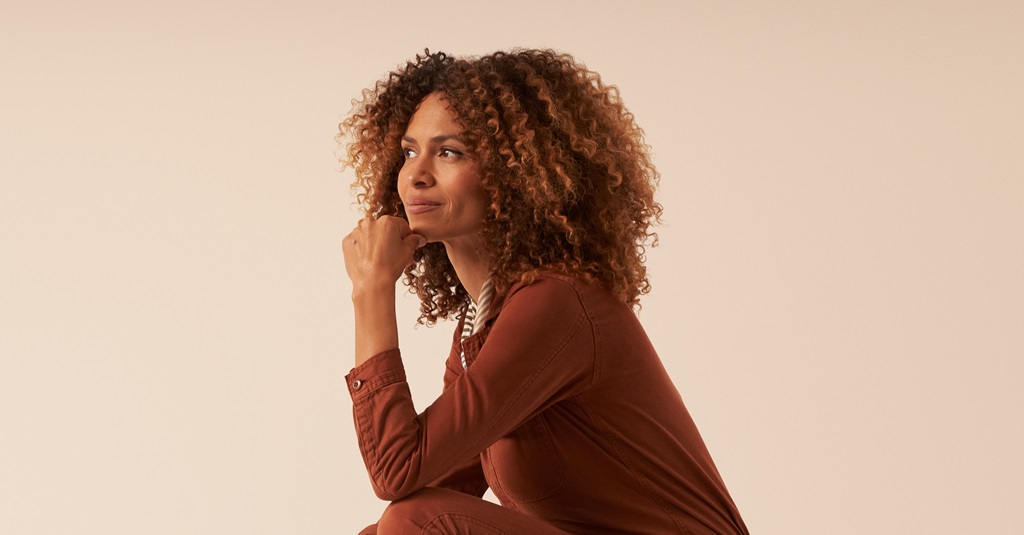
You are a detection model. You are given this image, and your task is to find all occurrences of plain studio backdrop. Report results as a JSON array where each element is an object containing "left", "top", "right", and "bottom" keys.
[{"left": 2, "top": 1, "right": 1021, "bottom": 533}]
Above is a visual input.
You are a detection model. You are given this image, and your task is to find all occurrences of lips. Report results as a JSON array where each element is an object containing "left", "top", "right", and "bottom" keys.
[{"left": 405, "top": 197, "right": 442, "bottom": 215}]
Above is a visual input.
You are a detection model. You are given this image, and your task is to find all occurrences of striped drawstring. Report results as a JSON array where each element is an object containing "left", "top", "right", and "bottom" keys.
[{"left": 459, "top": 279, "right": 495, "bottom": 370}]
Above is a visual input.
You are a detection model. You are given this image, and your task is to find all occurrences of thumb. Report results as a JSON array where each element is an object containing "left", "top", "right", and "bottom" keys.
[{"left": 402, "top": 232, "right": 428, "bottom": 250}]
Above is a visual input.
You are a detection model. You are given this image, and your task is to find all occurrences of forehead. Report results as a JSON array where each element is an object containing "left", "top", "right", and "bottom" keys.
[{"left": 405, "top": 92, "right": 462, "bottom": 136}]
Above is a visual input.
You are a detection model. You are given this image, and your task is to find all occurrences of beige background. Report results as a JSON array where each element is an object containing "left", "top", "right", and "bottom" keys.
[{"left": 2, "top": 1, "right": 1022, "bottom": 533}]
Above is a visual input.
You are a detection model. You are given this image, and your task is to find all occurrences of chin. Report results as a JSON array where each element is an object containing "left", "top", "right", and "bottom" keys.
[{"left": 408, "top": 225, "right": 435, "bottom": 242}]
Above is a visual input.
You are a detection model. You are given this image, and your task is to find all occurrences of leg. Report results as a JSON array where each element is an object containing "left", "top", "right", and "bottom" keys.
[{"left": 374, "top": 487, "right": 571, "bottom": 534}]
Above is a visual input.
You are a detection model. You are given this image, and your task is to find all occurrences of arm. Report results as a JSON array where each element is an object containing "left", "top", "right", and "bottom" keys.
[
  {"left": 342, "top": 215, "right": 425, "bottom": 367},
  {"left": 346, "top": 277, "right": 594, "bottom": 500},
  {"left": 423, "top": 355, "right": 489, "bottom": 498},
  {"left": 425, "top": 452, "right": 489, "bottom": 498}
]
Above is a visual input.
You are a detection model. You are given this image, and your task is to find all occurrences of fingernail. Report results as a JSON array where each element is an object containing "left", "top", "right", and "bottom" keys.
[{"left": 417, "top": 237, "right": 427, "bottom": 248}]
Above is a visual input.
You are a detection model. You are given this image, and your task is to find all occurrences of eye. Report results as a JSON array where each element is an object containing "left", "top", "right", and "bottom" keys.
[
  {"left": 402, "top": 147, "right": 417, "bottom": 159},
  {"left": 439, "top": 147, "right": 463, "bottom": 158}
]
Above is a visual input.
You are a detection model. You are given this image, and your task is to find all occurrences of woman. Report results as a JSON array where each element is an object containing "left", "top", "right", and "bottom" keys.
[{"left": 339, "top": 49, "right": 748, "bottom": 534}]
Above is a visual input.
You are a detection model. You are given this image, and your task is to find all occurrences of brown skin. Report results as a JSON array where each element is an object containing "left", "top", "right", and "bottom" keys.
[
  {"left": 342, "top": 216, "right": 422, "bottom": 366},
  {"left": 398, "top": 93, "right": 493, "bottom": 305},
  {"left": 343, "top": 93, "right": 492, "bottom": 367}
]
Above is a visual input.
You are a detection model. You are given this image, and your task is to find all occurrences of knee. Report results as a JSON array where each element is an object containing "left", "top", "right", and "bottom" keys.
[{"left": 377, "top": 488, "right": 449, "bottom": 532}]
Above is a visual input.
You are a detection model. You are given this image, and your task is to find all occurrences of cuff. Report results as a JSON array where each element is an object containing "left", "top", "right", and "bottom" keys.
[{"left": 345, "top": 348, "right": 405, "bottom": 400}]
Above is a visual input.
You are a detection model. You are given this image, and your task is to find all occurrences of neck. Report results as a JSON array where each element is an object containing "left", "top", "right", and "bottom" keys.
[{"left": 443, "top": 235, "right": 491, "bottom": 303}]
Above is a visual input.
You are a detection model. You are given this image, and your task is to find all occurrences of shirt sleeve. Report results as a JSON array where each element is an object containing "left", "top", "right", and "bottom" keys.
[
  {"left": 345, "top": 276, "right": 595, "bottom": 500},
  {"left": 423, "top": 355, "right": 489, "bottom": 497}
]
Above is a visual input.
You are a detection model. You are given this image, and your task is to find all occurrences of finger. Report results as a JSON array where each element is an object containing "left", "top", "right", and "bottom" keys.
[
  {"left": 395, "top": 218, "right": 413, "bottom": 237},
  {"left": 401, "top": 232, "right": 428, "bottom": 250},
  {"left": 342, "top": 232, "right": 354, "bottom": 245},
  {"left": 378, "top": 215, "right": 412, "bottom": 236}
]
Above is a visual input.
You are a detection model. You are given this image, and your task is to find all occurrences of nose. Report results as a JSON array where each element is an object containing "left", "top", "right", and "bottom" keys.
[{"left": 404, "top": 155, "right": 435, "bottom": 188}]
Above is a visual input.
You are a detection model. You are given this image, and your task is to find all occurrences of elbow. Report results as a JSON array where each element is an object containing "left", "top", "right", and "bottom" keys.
[
  {"left": 371, "top": 483, "right": 397, "bottom": 501},
  {"left": 368, "top": 464, "right": 424, "bottom": 501},
  {"left": 370, "top": 479, "right": 419, "bottom": 501}
]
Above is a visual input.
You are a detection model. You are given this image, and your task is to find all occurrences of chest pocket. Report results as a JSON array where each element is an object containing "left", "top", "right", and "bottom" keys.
[{"left": 483, "top": 415, "right": 567, "bottom": 503}]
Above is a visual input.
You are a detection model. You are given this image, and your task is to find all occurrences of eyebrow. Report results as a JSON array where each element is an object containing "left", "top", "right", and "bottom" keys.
[{"left": 402, "top": 134, "right": 464, "bottom": 145}]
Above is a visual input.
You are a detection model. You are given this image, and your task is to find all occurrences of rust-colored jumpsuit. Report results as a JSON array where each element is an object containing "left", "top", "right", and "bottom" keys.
[{"left": 347, "top": 273, "right": 748, "bottom": 534}]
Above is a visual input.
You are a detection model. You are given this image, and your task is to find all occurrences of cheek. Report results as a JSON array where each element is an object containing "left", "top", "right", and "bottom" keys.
[
  {"left": 458, "top": 185, "right": 485, "bottom": 216},
  {"left": 476, "top": 188, "right": 489, "bottom": 212},
  {"left": 395, "top": 177, "right": 408, "bottom": 202},
  {"left": 467, "top": 173, "right": 487, "bottom": 204}
]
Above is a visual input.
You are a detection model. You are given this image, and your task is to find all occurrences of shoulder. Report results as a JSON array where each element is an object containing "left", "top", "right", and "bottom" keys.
[
  {"left": 503, "top": 271, "right": 585, "bottom": 304},
  {"left": 479, "top": 271, "right": 630, "bottom": 332},
  {"left": 499, "top": 270, "right": 620, "bottom": 320}
]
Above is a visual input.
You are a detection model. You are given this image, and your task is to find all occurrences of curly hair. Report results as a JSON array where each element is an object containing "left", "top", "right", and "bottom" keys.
[{"left": 338, "top": 48, "right": 663, "bottom": 325}]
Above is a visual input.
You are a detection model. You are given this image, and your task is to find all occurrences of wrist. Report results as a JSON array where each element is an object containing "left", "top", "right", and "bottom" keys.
[{"left": 351, "top": 280, "right": 396, "bottom": 302}]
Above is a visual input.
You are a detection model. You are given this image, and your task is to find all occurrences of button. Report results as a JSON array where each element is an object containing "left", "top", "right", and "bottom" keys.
[{"left": 351, "top": 379, "right": 362, "bottom": 390}]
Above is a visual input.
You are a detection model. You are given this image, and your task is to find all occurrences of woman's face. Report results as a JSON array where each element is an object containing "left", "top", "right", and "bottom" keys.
[{"left": 398, "top": 92, "right": 488, "bottom": 245}]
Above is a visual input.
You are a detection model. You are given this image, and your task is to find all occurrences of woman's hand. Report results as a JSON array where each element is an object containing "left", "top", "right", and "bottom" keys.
[
  {"left": 342, "top": 216, "right": 426, "bottom": 296},
  {"left": 343, "top": 216, "right": 426, "bottom": 366}
]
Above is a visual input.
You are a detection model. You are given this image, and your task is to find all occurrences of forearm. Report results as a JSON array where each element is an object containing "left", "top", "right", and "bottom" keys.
[
  {"left": 352, "top": 283, "right": 399, "bottom": 367},
  {"left": 345, "top": 277, "right": 594, "bottom": 501}
]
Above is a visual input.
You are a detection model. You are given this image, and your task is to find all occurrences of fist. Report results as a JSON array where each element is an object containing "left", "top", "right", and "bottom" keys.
[{"left": 342, "top": 216, "right": 427, "bottom": 293}]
